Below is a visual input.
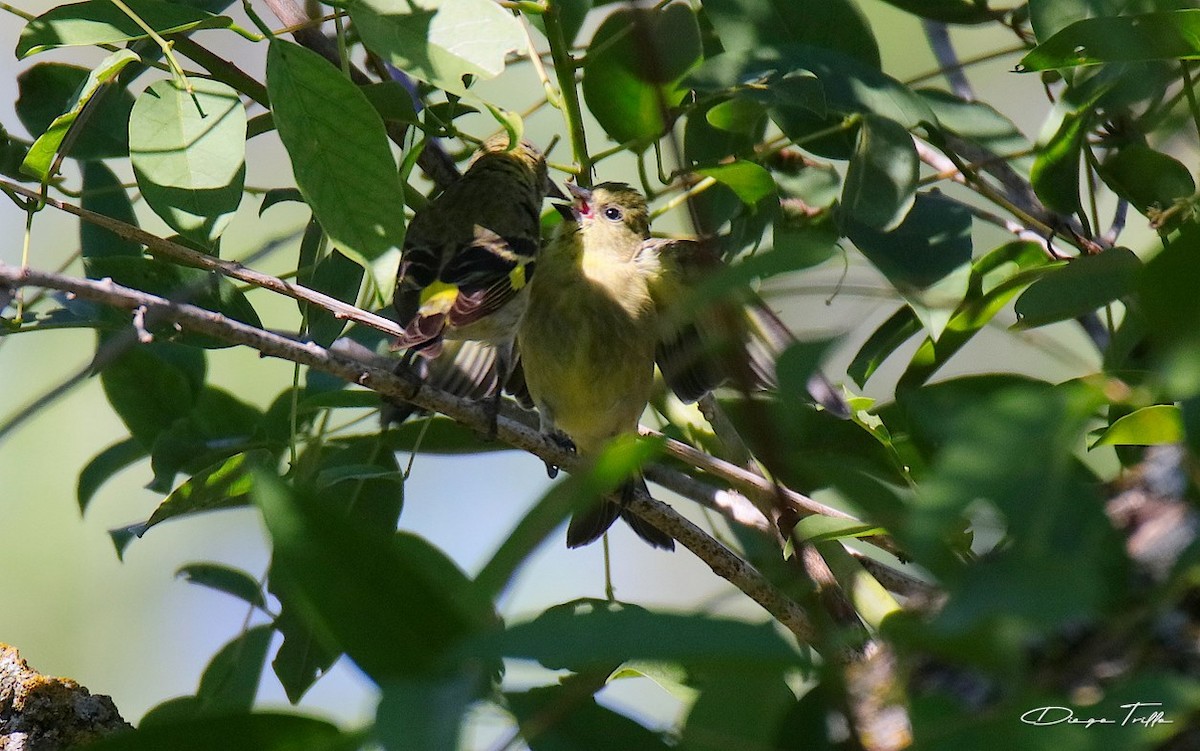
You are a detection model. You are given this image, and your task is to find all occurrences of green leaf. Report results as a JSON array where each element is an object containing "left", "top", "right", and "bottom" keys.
[
  {"left": 81, "top": 162, "right": 142, "bottom": 264},
  {"left": 360, "top": 81, "right": 421, "bottom": 126},
  {"left": 254, "top": 473, "right": 488, "bottom": 681},
  {"left": 148, "top": 387, "right": 264, "bottom": 490},
  {"left": 841, "top": 115, "right": 917, "bottom": 231},
  {"left": 16, "top": 61, "right": 135, "bottom": 161},
  {"left": 1139, "top": 224, "right": 1200, "bottom": 349},
  {"left": 196, "top": 626, "right": 274, "bottom": 712},
  {"left": 689, "top": 44, "right": 935, "bottom": 158},
  {"left": 507, "top": 684, "right": 671, "bottom": 751},
  {"left": 919, "top": 89, "right": 1033, "bottom": 175},
  {"left": 141, "top": 626, "right": 274, "bottom": 725},
  {"left": 461, "top": 599, "right": 803, "bottom": 673},
  {"left": 301, "top": 248, "right": 363, "bottom": 348},
  {"left": 696, "top": 161, "right": 775, "bottom": 205},
  {"left": 17, "top": 0, "right": 235, "bottom": 58},
  {"left": 703, "top": 96, "right": 766, "bottom": 134},
  {"left": 314, "top": 464, "right": 404, "bottom": 489},
  {"left": 376, "top": 675, "right": 477, "bottom": 751},
  {"left": 897, "top": 381, "right": 1125, "bottom": 632},
  {"left": 100, "top": 342, "right": 205, "bottom": 448},
  {"left": 900, "top": 242, "right": 1053, "bottom": 389},
  {"left": 0, "top": 126, "right": 32, "bottom": 183},
  {"left": 21, "top": 49, "right": 139, "bottom": 181},
  {"left": 1099, "top": 143, "right": 1196, "bottom": 219},
  {"left": 86, "top": 256, "right": 262, "bottom": 347},
  {"left": 846, "top": 192, "right": 973, "bottom": 340},
  {"left": 700, "top": 0, "right": 879, "bottom": 68},
  {"left": 1092, "top": 404, "right": 1183, "bottom": 447},
  {"left": 271, "top": 596, "right": 338, "bottom": 704},
  {"left": 680, "top": 667, "right": 795, "bottom": 751},
  {"left": 1021, "top": 10, "right": 1200, "bottom": 70},
  {"left": 874, "top": 0, "right": 1002, "bottom": 24},
  {"left": 771, "top": 219, "right": 839, "bottom": 271},
  {"left": 473, "top": 438, "right": 661, "bottom": 601},
  {"left": 349, "top": 0, "right": 524, "bottom": 96},
  {"left": 77, "top": 437, "right": 147, "bottom": 513},
  {"left": 266, "top": 40, "right": 406, "bottom": 266},
  {"left": 1014, "top": 247, "right": 1140, "bottom": 329},
  {"left": 381, "top": 416, "right": 504, "bottom": 454},
  {"left": 74, "top": 712, "right": 347, "bottom": 751},
  {"left": 299, "top": 435, "right": 404, "bottom": 527},
  {"left": 1028, "top": 0, "right": 1128, "bottom": 41},
  {"left": 177, "top": 562, "right": 267, "bottom": 608},
  {"left": 129, "top": 78, "right": 246, "bottom": 247},
  {"left": 773, "top": 155, "right": 841, "bottom": 208},
  {"left": 792, "top": 515, "right": 885, "bottom": 543},
  {"left": 259, "top": 187, "right": 305, "bottom": 214},
  {"left": 138, "top": 450, "right": 271, "bottom": 537},
  {"left": 582, "top": 3, "right": 701, "bottom": 147},
  {"left": 297, "top": 389, "right": 382, "bottom": 412},
  {"left": 848, "top": 305, "right": 922, "bottom": 387},
  {"left": 811, "top": 540, "right": 902, "bottom": 629},
  {"left": 1030, "top": 107, "right": 1088, "bottom": 216}
]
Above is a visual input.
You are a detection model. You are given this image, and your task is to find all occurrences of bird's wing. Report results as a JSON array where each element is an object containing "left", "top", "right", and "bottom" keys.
[
  {"left": 441, "top": 225, "right": 537, "bottom": 330},
  {"left": 641, "top": 238, "right": 756, "bottom": 402},
  {"left": 394, "top": 225, "right": 536, "bottom": 349},
  {"left": 644, "top": 238, "right": 849, "bottom": 417}
]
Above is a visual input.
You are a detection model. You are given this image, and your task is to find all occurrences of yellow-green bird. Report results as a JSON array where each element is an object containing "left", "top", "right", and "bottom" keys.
[
  {"left": 518, "top": 182, "right": 848, "bottom": 550},
  {"left": 392, "top": 135, "right": 550, "bottom": 418}
]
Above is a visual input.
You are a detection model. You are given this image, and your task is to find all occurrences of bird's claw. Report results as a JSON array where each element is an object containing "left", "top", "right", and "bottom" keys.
[{"left": 544, "top": 431, "right": 576, "bottom": 478}]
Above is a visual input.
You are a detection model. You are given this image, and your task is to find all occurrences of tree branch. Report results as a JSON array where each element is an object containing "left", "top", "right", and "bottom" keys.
[
  {"left": 0, "top": 263, "right": 826, "bottom": 648},
  {"left": 0, "top": 178, "right": 406, "bottom": 340},
  {"left": 0, "top": 642, "right": 131, "bottom": 748}
]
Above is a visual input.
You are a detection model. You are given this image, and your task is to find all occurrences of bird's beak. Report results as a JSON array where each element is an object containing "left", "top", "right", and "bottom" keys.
[
  {"left": 546, "top": 180, "right": 566, "bottom": 200},
  {"left": 560, "top": 182, "right": 593, "bottom": 221},
  {"left": 565, "top": 182, "right": 592, "bottom": 203}
]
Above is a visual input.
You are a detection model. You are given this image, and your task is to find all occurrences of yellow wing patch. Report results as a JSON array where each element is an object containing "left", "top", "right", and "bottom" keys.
[
  {"left": 509, "top": 264, "right": 527, "bottom": 290},
  {"left": 419, "top": 281, "right": 459, "bottom": 314}
]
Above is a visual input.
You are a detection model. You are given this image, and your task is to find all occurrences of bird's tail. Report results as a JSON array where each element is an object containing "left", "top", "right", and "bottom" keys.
[{"left": 566, "top": 475, "right": 675, "bottom": 550}]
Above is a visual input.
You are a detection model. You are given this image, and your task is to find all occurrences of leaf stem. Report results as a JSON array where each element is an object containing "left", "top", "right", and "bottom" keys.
[
  {"left": 650, "top": 176, "right": 715, "bottom": 219},
  {"left": 543, "top": 0, "right": 591, "bottom": 186},
  {"left": 108, "top": 0, "right": 193, "bottom": 93}
]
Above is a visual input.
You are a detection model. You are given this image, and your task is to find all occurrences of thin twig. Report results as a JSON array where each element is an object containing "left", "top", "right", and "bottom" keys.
[
  {"left": 0, "top": 178, "right": 407, "bottom": 339},
  {"left": 643, "top": 427, "right": 905, "bottom": 559},
  {"left": 921, "top": 20, "right": 973, "bottom": 100}
]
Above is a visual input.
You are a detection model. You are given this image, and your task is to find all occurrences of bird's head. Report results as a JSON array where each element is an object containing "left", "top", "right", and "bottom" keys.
[
  {"left": 557, "top": 182, "right": 651, "bottom": 248},
  {"left": 473, "top": 134, "right": 550, "bottom": 194}
]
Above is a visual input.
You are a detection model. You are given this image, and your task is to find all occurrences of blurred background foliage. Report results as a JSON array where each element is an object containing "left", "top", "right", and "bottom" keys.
[{"left": 1, "top": 0, "right": 1199, "bottom": 749}]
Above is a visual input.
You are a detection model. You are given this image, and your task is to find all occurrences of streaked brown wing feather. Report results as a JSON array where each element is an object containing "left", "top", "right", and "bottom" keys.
[
  {"left": 646, "top": 237, "right": 850, "bottom": 416},
  {"left": 645, "top": 238, "right": 773, "bottom": 401}
]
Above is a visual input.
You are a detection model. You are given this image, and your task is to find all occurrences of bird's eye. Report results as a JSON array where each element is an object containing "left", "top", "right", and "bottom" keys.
[{"left": 603, "top": 206, "right": 623, "bottom": 221}]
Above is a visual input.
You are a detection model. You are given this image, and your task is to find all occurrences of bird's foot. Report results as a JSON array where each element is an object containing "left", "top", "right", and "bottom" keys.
[
  {"left": 380, "top": 355, "right": 427, "bottom": 427},
  {"left": 544, "top": 430, "right": 576, "bottom": 479},
  {"left": 481, "top": 389, "right": 502, "bottom": 441},
  {"left": 391, "top": 351, "right": 425, "bottom": 388}
]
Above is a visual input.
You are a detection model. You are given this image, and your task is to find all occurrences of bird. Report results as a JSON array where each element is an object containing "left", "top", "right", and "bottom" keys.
[
  {"left": 391, "top": 134, "right": 550, "bottom": 427},
  {"left": 517, "top": 182, "right": 850, "bottom": 551}
]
